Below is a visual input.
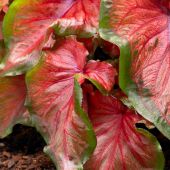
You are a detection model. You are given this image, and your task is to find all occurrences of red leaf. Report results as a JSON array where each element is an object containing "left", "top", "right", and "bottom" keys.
[
  {"left": 77, "top": 37, "right": 97, "bottom": 55},
  {"left": 100, "top": 0, "right": 170, "bottom": 138},
  {"left": 53, "top": 0, "right": 100, "bottom": 37},
  {"left": 1, "top": 0, "right": 100, "bottom": 76},
  {"left": 100, "top": 40, "right": 120, "bottom": 58},
  {"left": 1, "top": 0, "right": 75, "bottom": 75},
  {"left": 0, "top": 75, "right": 27, "bottom": 137},
  {"left": 84, "top": 60, "right": 116, "bottom": 92},
  {"left": 26, "top": 37, "right": 115, "bottom": 169},
  {"left": 161, "top": 0, "right": 170, "bottom": 9},
  {"left": 84, "top": 91, "right": 164, "bottom": 170}
]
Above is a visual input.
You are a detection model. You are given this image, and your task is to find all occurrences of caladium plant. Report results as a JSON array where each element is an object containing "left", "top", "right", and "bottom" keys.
[
  {"left": 0, "top": 0, "right": 169, "bottom": 169},
  {"left": 26, "top": 37, "right": 115, "bottom": 169}
]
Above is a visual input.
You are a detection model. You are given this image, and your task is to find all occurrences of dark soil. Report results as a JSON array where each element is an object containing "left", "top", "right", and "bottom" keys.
[
  {"left": 0, "top": 124, "right": 169, "bottom": 170},
  {"left": 0, "top": 125, "right": 56, "bottom": 170}
]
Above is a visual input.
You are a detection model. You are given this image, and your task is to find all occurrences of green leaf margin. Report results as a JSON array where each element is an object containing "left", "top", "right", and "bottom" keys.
[
  {"left": 42, "top": 79, "right": 97, "bottom": 170},
  {"left": 0, "top": 0, "right": 52, "bottom": 76},
  {"left": 136, "top": 128, "right": 165, "bottom": 170},
  {"left": 99, "top": 0, "right": 170, "bottom": 140},
  {"left": 25, "top": 61, "right": 97, "bottom": 169}
]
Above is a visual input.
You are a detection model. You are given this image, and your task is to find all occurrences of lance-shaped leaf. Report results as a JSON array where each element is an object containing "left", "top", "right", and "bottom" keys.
[
  {"left": 52, "top": 0, "right": 100, "bottom": 37},
  {"left": 26, "top": 37, "right": 115, "bottom": 169},
  {"left": 0, "top": 75, "right": 28, "bottom": 138},
  {"left": 1, "top": 0, "right": 100, "bottom": 76},
  {"left": 99, "top": 0, "right": 170, "bottom": 139},
  {"left": 84, "top": 91, "right": 165, "bottom": 170}
]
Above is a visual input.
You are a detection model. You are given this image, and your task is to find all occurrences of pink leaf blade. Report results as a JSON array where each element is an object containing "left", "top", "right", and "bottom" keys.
[
  {"left": 0, "top": 75, "right": 27, "bottom": 138},
  {"left": 99, "top": 0, "right": 170, "bottom": 139},
  {"left": 84, "top": 60, "right": 116, "bottom": 92},
  {"left": 52, "top": 0, "right": 100, "bottom": 37},
  {"left": 26, "top": 38, "right": 96, "bottom": 169},
  {"left": 0, "top": 0, "right": 75, "bottom": 76},
  {"left": 1, "top": 0, "right": 100, "bottom": 76},
  {"left": 84, "top": 91, "right": 165, "bottom": 170}
]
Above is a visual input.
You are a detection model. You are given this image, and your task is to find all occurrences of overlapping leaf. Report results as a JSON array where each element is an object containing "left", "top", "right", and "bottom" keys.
[
  {"left": 99, "top": 0, "right": 170, "bottom": 138},
  {"left": 77, "top": 37, "right": 98, "bottom": 56},
  {"left": 1, "top": 0, "right": 75, "bottom": 76},
  {"left": 84, "top": 60, "right": 116, "bottom": 92},
  {"left": 0, "top": 75, "right": 28, "bottom": 138},
  {"left": 26, "top": 37, "right": 115, "bottom": 169},
  {"left": 0, "top": 0, "right": 100, "bottom": 76},
  {"left": 100, "top": 40, "right": 120, "bottom": 59},
  {"left": 84, "top": 91, "right": 165, "bottom": 170},
  {"left": 52, "top": 0, "right": 100, "bottom": 37}
]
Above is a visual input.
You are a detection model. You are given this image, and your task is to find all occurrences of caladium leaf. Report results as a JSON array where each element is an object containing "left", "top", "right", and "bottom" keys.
[
  {"left": 99, "top": 0, "right": 170, "bottom": 139},
  {"left": 77, "top": 37, "right": 98, "bottom": 56},
  {"left": 26, "top": 37, "right": 115, "bottom": 169},
  {"left": 0, "top": 0, "right": 75, "bottom": 76},
  {"left": 84, "top": 60, "right": 117, "bottom": 92},
  {"left": 1, "top": 0, "right": 100, "bottom": 76},
  {"left": 84, "top": 91, "right": 165, "bottom": 170},
  {"left": 52, "top": 0, "right": 100, "bottom": 37},
  {"left": 100, "top": 40, "right": 120, "bottom": 59},
  {"left": 0, "top": 75, "right": 28, "bottom": 138}
]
